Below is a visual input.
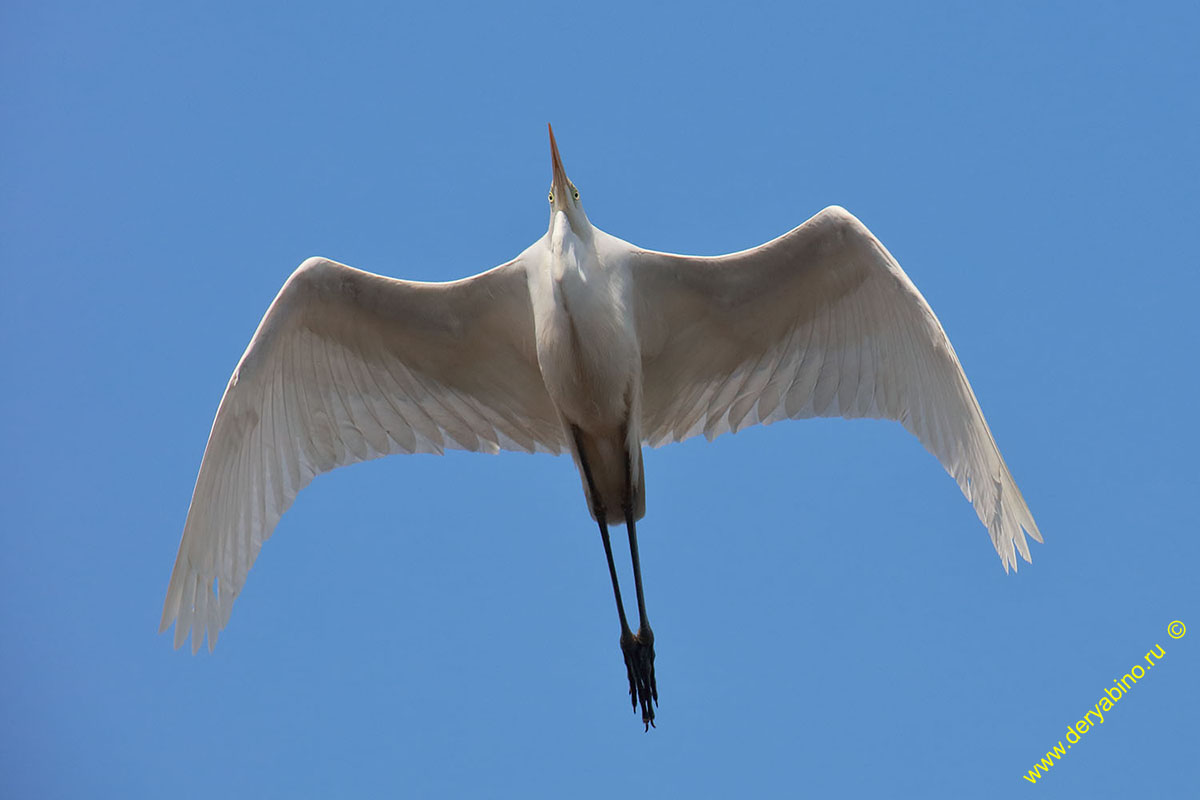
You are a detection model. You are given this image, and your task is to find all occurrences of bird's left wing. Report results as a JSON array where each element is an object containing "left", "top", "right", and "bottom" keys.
[
  {"left": 630, "top": 206, "right": 1040, "bottom": 570},
  {"left": 161, "top": 255, "right": 563, "bottom": 653}
]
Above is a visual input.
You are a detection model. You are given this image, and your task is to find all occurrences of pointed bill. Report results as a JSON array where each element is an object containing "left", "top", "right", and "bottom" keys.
[{"left": 548, "top": 123, "right": 570, "bottom": 199}]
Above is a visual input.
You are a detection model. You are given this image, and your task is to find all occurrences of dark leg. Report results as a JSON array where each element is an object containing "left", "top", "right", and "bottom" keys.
[
  {"left": 571, "top": 427, "right": 631, "bottom": 632},
  {"left": 570, "top": 427, "right": 643, "bottom": 719},
  {"left": 625, "top": 510, "right": 652, "bottom": 633},
  {"left": 596, "top": 514, "right": 630, "bottom": 635},
  {"left": 599, "top": 516, "right": 648, "bottom": 724},
  {"left": 621, "top": 442, "right": 657, "bottom": 730}
]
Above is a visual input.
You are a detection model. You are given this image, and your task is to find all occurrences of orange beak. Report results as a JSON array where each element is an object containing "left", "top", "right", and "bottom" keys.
[{"left": 548, "top": 123, "right": 570, "bottom": 200}]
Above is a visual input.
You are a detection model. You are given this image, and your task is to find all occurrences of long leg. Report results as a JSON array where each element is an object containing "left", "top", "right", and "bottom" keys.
[
  {"left": 572, "top": 426, "right": 656, "bottom": 726},
  {"left": 570, "top": 427, "right": 632, "bottom": 635},
  {"left": 597, "top": 515, "right": 630, "bottom": 635},
  {"left": 622, "top": 440, "right": 657, "bottom": 729},
  {"left": 625, "top": 511, "right": 651, "bottom": 633}
]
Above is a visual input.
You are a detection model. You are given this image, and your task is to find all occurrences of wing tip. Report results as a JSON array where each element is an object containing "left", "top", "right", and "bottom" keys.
[
  {"left": 993, "top": 518, "right": 1041, "bottom": 575},
  {"left": 160, "top": 568, "right": 230, "bottom": 654}
]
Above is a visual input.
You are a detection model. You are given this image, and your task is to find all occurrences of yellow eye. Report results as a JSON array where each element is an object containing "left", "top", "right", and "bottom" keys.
[
  {"left": 548, "top": 192, "right": 554, "bottom": 203},
  {"left": 573, "top": 190, "right": 579, "bottom": 200}
]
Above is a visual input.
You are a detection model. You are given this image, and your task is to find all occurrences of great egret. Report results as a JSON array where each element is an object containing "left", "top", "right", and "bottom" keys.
[{"left": 161, "top": 124, "right": 1041, "bottom": 729}]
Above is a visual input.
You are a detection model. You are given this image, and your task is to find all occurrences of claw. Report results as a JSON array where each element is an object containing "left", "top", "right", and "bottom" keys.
[{"left": 620, "top": 626, "right": 657, "bottom": 729}]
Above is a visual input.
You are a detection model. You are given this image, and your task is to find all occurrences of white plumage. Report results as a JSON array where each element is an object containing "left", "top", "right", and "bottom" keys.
[{"left": 161, "top": 126, "right": 1039, "bottom": 727}]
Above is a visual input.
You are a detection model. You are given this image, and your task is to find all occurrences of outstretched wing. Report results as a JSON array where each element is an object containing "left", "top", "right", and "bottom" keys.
[
  {"left": 161, "top": 255, "right": 563, "bottom": 652},
  {"left": 631, "top": 206, "right": 1040, "bottom": 569}
]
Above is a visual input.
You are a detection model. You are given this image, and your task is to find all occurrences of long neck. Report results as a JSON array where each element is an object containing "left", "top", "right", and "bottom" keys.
[{"left": 549, "top": 208, "right": 592, "bottom": 245}]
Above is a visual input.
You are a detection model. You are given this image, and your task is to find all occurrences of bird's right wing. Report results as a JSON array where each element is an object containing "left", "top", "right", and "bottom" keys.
[
  {"left": 630, "top": 206, "right": 1040, "bottom": 570},
  {"left": 161, "top": 255, "right": 564, "bottom": 653}
]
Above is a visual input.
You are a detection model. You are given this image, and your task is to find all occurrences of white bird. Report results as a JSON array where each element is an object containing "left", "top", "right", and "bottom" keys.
[{"left": 161, "top": 125, "right": 1041, "bottom": 729}]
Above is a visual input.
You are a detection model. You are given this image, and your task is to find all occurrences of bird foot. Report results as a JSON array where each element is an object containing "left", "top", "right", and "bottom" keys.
[{"left": 621, "top": 626, "right": 658, "bottom": 730}]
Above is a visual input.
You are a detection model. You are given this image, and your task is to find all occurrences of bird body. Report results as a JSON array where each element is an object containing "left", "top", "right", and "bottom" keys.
[
  {"left": 161, "top": 125, "right": 1041, "bottom": 730},
  {"left": 531, "top": 219, "right": 645, "bottom": 520},
  {"left": 536, "top": 223, "right": 636, "bottom": 432}
]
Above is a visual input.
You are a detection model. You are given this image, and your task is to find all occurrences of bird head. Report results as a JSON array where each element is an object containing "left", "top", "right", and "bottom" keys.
[{"left": 547, "top": 124, "right": 589, "bottom": 233}]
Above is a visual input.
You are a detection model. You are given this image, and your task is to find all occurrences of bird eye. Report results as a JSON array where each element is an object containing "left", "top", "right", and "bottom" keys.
[
  {"left": 573, "top": 190, "right": 579, "bottom": 200},
  {"left": 548, "top": 192, "right": 554, "bottom": 203}
]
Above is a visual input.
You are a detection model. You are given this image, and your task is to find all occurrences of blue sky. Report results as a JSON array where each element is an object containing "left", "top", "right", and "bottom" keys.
[{"left": 3, "top": 1, "right": 1197, "bottom": 796}]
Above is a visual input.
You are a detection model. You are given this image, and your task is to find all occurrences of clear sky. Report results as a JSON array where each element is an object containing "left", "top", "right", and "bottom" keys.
[{"left": 3, "top": 1, "right": 1197, "bottom": 797}]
